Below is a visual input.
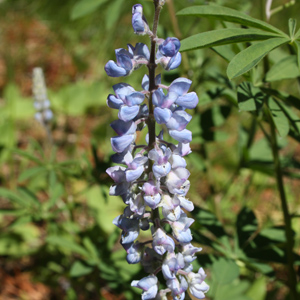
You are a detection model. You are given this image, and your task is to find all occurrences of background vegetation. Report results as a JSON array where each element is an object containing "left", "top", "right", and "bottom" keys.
[{"left": 0, "top": 0, "right": 299, "bottom": 299}]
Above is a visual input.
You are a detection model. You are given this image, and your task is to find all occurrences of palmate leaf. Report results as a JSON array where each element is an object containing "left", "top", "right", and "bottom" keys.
[
  {"left": 237, "top": 82, "right": 264, "bottom": 111},
  {"left": 177, "top": 5, "right": 286, "bottom": 36},
  {"left": 293, "top": 40, "right": 300, "bottom": 71},
  {"left": 227, "top": 37, "right": 290, "bottom": 79},
  {"left": 180, "top": 28, "right": 281, "bottom": 52}
]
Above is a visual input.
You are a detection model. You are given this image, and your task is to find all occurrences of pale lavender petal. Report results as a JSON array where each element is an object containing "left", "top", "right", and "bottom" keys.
[
  {"left": 169, "top": 78, "right": 192, "bottom": 96},
  {"left": 118, "top": 105, "right": 140, "bottom": 122},
  {"left": 176, "top": 92, "right": 198, "bottom": 109},
  {"left": 154, "top": 107, "right": 172, "bottom": 124},
  {"left": 111, "top": 134, "right": 134, "bottom": 153},
  {"left": 169, "top": 129, "right": 192, "bottom": 143}
]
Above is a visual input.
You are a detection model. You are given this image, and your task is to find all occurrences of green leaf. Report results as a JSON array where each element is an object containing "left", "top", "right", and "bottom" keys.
[
  {"left": 180, "top": 28, "right": 281, "bottom": 52},
  {"left": 0, "top": 188, "right": 29, "bottom": 208},
  {"left": 177, "top": 5, "right": 286, "bottom": 35},
  {"left": 13, "top": 148, "right": 43, "bottom": 165},
  {"left": 227, "top": 37, "right": 290, "bottom": 79},
  {"left": 211, "top": 45, "right": 236, "bottom": 62},
  {"left": 105, "top": 0, "right": 125, "bottom": 30},
  {"left": 70, "top": 0, "right": 109, "bottom": 20},
  {"left": 212, "top": 258, "right": 240, "bottom": 284},
  {"left": 266, "top": 55, "right": 300, "bottom": 81},
  {"left": 46, "top": 235, "right": 89, "bottom": 257},
  {"left": 236, "top": 207, "right": 258, "bottom": 247},
  {"left": 262, "top": 88, "right": 300, "bottom": 110},
  {"left": 289, "top": 18, "right": 297, "bottom": 39},
  {"left": 44, "top": 183, "right": 64, "bottom": 210},
  {"left": 70, "top": 261, "right": 93, "bottom": 277},
  {"left": 294, "top": 40, "right": 300, "bottom": 71},
  {"left": 237, "top": 82, "right": 264, "bottom": 111},
  {"left": 246, "top": 276, "right": 267, "bottom": 300},
  {"left": 193, "top": 208, "right": 227, "bottom": 239},
  {"left": 268, "top": 98, "right": 290, "bottom": 137},
  {"left": 260, "top": 227, "right": 286, "bottom": 242},
  {"left": 18, "top": 166, "right": 46, "bottom": 182}
]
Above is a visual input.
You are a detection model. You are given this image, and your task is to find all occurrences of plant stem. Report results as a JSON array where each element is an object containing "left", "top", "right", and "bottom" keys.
[
  {"left": 265, "top": 107, "right": 299, "bottom": 300},
  {"left": 147, "top": 0, "right": 162, "bottom": 223}
]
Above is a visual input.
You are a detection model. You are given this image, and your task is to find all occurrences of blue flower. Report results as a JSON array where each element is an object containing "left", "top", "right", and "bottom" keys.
[
  {"left": 132, "top": 4, "right": 149, "bottom": 35},
  {"left": 159, "top": 37, "right": 180, "bottom": 57},
  {"left": 131, "top": 275, "right": 159, "bottom": 300}
]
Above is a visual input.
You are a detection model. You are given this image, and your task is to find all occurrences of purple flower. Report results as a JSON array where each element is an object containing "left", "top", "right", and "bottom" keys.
[
  {"left": 171, "top": 212, "right": 194, "bottom": 243},
  {"left": 157, "top": 51, "right": 182, "bottom": 71},
  {"left": 131, "top": 275, "right": 159, "bottom": 300},
  {"left": 105, "top": 43, "right": 149, "bottom": 77},
  {"left": 158, "top": 37, "right": 180, "bottom": 57},
  {"left": 166, "top": 167, "right": 190, "bottom": 195},
  {"left": 124, "top": 152, "right": 147, "bottom": 182},
  {"left": 149, "top": 147, "right": 172, "bottom": 179},
  {"left": 105, "top": 48, "right": 134, "bottom": 77},
  {"left": 166, "top": 276, "right": 188, "bottom": 300},
  {"left": 162, "top": 252, "right": 185, "bottom": 280},
  {"left": 123, "top": 242, "right": 143, "bottom": 264},
  {"left": 132, "top": 4, "right": 149, "bottom": 35},
  {"left": 187, "top": 268, "right": 209, "bottom": 299},
  {"left": 107, "top": 83, "right": 145, "bottom": 122},
  {"left": 142, "top": 180, "right": 161, "bottom": 209},
  {"left": 113, "top": 215, "right": 140, "bottom": 244},
  {"left": 152, "top": 228, "right": 175, "bottom": 255},
  {"left": 160, "top": 194, "right": 181, "bottom": 222}
]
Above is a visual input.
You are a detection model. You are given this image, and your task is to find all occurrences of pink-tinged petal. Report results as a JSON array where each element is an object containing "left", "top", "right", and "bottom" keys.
[{"left": 166, "top": 110, "right": 192, "bottom": 131}]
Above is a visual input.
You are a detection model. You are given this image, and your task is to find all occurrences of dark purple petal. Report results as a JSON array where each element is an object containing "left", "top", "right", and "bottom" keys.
[{"left": 110, "top": 120, "right": 137, "bottom": 136}]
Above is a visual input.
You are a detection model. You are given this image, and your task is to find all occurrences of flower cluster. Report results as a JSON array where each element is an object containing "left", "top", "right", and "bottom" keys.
[
  {"left": 105, "top": 2, "right": 209, "bottom": 299},
  {"left": 32, "top": 67, "right": 53, "bottom": 125}
]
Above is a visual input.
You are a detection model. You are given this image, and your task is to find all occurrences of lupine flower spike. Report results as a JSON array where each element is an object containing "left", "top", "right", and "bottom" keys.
[
  {"left": 32, "top": 67, "right": 53, "bottom": 143},
  {"left": 105, "top": 1, "right": 209, "bottom": 299}
]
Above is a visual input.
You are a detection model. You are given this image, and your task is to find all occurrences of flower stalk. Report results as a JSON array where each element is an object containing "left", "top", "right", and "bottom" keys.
[{"left": 105, "top": 1, "right": 209, "bottom": 299}]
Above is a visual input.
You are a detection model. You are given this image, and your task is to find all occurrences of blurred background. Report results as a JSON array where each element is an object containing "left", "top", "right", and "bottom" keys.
[{"left": 0, "top": 0, "right": 300, "bottom": 299}]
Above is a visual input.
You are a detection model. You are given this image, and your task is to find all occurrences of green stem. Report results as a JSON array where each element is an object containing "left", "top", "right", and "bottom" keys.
[{"left": 265, "top": 106, "right": 299, "bottom": 300}]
